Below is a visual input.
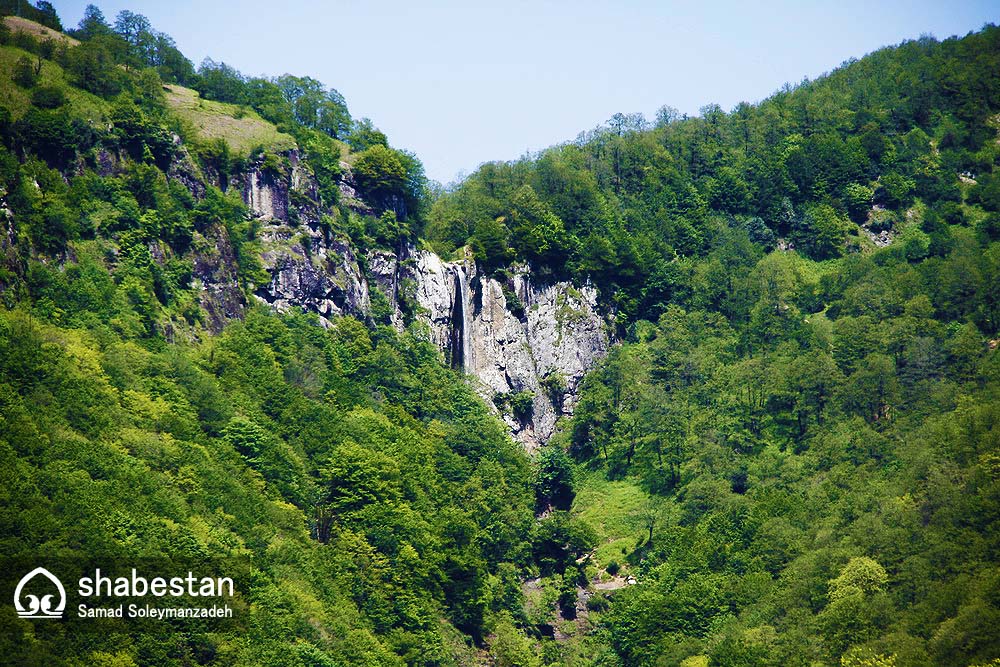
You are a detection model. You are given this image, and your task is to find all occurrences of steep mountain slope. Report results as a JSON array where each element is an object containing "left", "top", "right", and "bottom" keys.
[
  {"left": 0, "top": 12, "right": 544, "bottom": 666},
  {"left": 223, "top": 139, "right": 612, "bottom": 448},
  {"left": 0, "top": 19, "right": 612, "bottom": 449},
  {"left": 0, "top": 6, "right": 999, "bottom": 667},
  {"left": 418, "top": 22, "right": 1000, "bottom": 667}
]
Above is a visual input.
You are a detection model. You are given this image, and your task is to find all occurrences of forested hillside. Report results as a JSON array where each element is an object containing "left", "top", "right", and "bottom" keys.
[
  {"left": 0, "top": 4, "right": 542, "bottom": 665},
  {"left": 427, "top": 26, "right": 1000, "bottom": 327},
  {"left": 0, "top": 2, "right": 998, "bottom": 666},
  {"left": 428, "top": 21, "right": 1000, "bottom": 667}
]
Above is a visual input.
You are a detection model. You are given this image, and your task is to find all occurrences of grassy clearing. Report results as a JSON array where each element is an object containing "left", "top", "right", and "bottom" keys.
[
  {"left": 3, "top": 16, "right": 79, "bottom": 46},
  {"left": 0, "top": 44, "right": 107, "bottom": 122},
  {"left": 572, "top": 469, "right": 647, "bottom": 568},
  {"left": 164, "top": 84, "right": 296, "bottom": 156}
]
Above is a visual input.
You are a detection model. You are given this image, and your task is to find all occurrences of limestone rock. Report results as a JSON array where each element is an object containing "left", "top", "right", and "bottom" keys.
[
  {"left": 166, "top": 134, "right": 206, "bottom": 199},
  {"left": 191, "top": 225, "right": 245, "bottom": 333},
  {"left": 374, "top": 248, "right": 612, "bottom": 449},
  {"left": 191, "top": 140, "right": 611, "bottom": 447},
  {"left": 255, "top": 222, "right": 370, "bottom": 326}
]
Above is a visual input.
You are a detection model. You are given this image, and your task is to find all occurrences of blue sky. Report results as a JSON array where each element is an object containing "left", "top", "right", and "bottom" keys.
[{"left": 54, "top": 1, "right": 998, "bottom": 184}]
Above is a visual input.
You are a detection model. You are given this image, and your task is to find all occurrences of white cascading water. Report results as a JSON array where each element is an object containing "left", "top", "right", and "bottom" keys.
[{"left": 455, "top": 268, "right": 473, "bottom": 372}]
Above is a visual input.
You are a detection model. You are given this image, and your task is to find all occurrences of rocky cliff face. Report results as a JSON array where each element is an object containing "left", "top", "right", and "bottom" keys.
[
  {"left": 215, "top": 150, "right": 611, "bottom": 447},
  {"left": 367, "top": 250, "right": 611, "bottom": 449},
  {"left": 233, "top": 151, "right": 371, "bottom": 321},
  {"left": 254, "top": 223, "right": 370, "bottom": 322}
]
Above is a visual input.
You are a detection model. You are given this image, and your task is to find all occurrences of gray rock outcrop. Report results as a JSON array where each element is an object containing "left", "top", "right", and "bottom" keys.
[
  {"left": 369, "top": 250, "right": 611, "bottom": 449},
  {"left": 214, "top": 149, "right": 611, "bottom": 447},
  {"left": 255, "top": 224, "right": 371, "bottom": 323},
  {"left": 229, "top": 150, "right": 371, "bottom": 323}
]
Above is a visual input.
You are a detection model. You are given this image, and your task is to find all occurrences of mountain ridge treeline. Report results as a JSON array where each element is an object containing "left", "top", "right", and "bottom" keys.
[{"left": 426, "top": 24, "right": 999, "bottom": 330}]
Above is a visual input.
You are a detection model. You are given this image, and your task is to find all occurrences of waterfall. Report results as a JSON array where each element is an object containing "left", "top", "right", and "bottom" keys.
[{"left": 451, "top": 269, "right": 473, "bottom": 371}]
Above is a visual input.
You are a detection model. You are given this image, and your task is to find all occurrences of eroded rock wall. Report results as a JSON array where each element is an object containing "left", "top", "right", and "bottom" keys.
[
  {"left": 368, "top": 250, "right": 611, "bottom": 449},
  {"left": 213, "top": 150, "right": 611, "bottom": 447},
  {"left": 233, "top": 150, "right": 370, "bottom": 324}
]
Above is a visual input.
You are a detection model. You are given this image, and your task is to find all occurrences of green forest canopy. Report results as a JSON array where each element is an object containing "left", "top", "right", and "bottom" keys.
[{"left": 0, "top": 3, "right": 997, "bottom": 666}]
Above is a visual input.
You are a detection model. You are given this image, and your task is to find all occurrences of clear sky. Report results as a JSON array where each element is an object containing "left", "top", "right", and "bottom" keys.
[{"left": 53, "top": 1, "right": 998, "bottom": 185}]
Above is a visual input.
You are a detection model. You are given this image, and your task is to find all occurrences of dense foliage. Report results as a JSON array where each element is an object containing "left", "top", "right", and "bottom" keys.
[
  {"left": 427, "top": 27, "right": 1000, "bottom": 329},
  {"left": 421, "top": 19, "right": 1000, "bottom": 667},
  {"left": 514, "top": 24, "right": 998, "bottom": 667},
  {"left": 0, "top": 5, "right": 534, "bottom": 666},
  {"left": 559, "top": 267, "right": 1000, "bottom": 665},
  {"left": 1, "top": 3, "right": 999, "bottom": 666},
  {"left": 0, "top": 301, "right": 545, "bottom": 664}
]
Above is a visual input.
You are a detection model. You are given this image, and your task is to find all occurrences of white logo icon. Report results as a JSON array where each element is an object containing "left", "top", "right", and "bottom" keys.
[{"left": 14, "top": 567, "right": 66, "bottom": 619}]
